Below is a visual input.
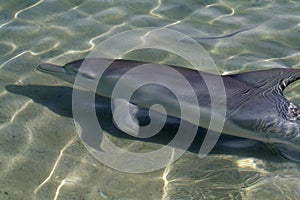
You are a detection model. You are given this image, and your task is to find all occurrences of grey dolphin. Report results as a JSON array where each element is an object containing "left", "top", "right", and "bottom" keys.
[{"left": 37, "top": 58, "right": 300, "bottom": 161}]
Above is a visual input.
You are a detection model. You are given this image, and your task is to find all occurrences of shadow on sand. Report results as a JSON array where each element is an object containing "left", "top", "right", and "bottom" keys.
[{"left": 6, "top": 84, "right": 286, "bottom": 162}]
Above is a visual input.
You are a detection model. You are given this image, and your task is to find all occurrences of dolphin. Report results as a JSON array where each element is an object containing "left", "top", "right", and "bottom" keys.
[{"left": 37, "top": 58, "right": 300, "bottom": 161}]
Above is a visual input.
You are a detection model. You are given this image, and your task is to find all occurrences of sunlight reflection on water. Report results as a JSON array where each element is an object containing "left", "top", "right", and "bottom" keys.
[{"left": 1, "top": 0, "right": 300, "bottom": 199}]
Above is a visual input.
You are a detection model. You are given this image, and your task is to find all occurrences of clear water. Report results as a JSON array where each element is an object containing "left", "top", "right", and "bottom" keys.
[{"left": 1, "top": 0, "right": 300, "bottom": 199}]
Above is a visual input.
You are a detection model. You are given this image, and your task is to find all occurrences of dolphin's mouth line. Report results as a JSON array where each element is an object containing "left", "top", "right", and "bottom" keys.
[
  {"left": 37, "top": 63, "right": 69, "bottom": 74},
  {"left": 37, "top": 67, "right": 66, "bottom": 74}
]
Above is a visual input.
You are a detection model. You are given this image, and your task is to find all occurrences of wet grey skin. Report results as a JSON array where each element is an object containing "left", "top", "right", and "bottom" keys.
[{"left": 37, "top": 58, "right": 300, "bottom": 161}]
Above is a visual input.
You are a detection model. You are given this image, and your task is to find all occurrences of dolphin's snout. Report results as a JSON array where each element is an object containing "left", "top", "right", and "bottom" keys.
[{"left": 37, "top": 63, "right": 66, "bottom": 74}]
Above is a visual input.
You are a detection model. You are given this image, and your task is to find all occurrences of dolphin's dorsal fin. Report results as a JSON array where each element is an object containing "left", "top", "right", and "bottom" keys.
[{"left": 229, "top": 68, "right": 300, "bottom": 93}]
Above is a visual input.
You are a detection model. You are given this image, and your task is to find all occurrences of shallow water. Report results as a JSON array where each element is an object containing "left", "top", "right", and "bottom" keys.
[{"left": 1, "top": 0, "right": 300, "bottom": 199}]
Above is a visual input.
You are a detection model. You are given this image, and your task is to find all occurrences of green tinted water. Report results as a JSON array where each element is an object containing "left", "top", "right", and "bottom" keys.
[{"left": 1, "top": 0, "right": 300, "bottom": 199}]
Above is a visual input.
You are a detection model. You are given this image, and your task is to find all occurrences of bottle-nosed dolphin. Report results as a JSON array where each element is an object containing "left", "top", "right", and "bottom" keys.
[{"left": 37, "top": 58, "right": 300, "bottom": 161}]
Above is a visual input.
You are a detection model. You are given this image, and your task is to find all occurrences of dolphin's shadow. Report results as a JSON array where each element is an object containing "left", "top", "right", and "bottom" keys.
[{"left": 6, "top": 84, "right": 285, "bottom": 162}]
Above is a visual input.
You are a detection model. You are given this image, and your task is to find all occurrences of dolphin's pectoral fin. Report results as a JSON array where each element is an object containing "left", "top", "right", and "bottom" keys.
[
  {"left": 111, "top": 98, "right": 141, "bottom": 137},
  {"left": 229, "top": 68, "right": 300, "bottom": 91},
  {"left": 111, "top": 98, "right": 180, "bottom": 138}
]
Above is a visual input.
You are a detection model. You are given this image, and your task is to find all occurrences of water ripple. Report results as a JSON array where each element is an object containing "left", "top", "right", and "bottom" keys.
[
  {"left": 0, "top": 0, "right": 44, "bottom": 29},
  {"left": 1, "top": 0, "right": 300, "bottom": 199},
  {"left": 34, "top": 137, "right": 76, "bottom": 200}
]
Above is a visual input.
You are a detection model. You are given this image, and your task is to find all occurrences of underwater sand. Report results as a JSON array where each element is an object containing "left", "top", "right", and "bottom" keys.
[{"left": 1, "top": 0, "right": 300, "bottom": 199}]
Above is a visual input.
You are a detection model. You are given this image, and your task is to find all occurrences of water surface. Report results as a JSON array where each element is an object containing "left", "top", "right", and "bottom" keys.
[{"left": 1, "top": 0, "right": 300, "bottom": 199}]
